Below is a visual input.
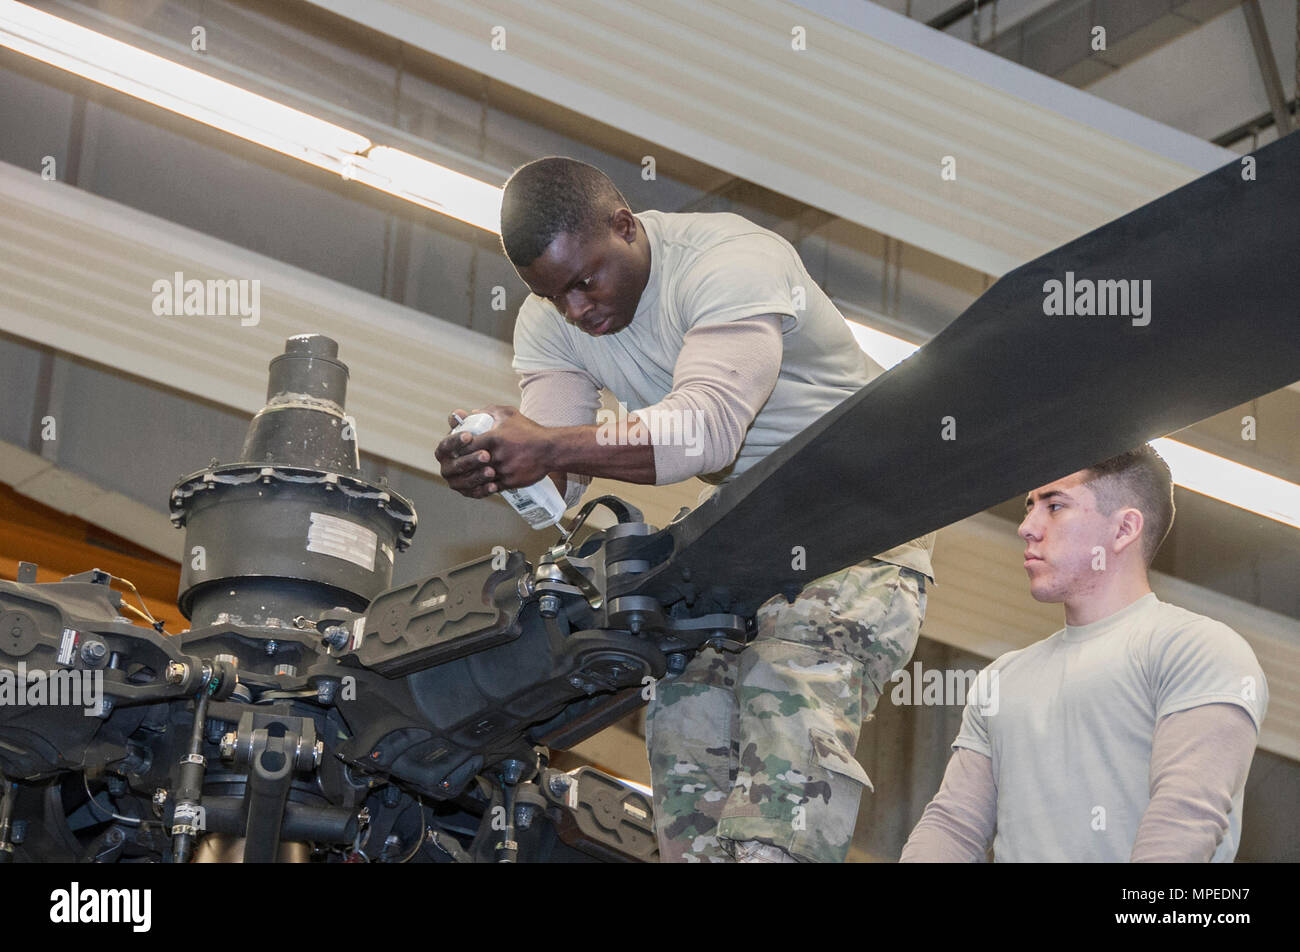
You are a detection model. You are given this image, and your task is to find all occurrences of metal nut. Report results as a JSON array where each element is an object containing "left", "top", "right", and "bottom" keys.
[
  {"left": 548, "top": 774, "right": 571, "bottom": 797},
  {"left": 165, "top": 661, "right": 188, "bottom": 685},
  {"left": 219, "top": 732, "right": 237, "bottom": 760},
  {"left": 322, "top": 626, "right": 349, "bottom": 650}
]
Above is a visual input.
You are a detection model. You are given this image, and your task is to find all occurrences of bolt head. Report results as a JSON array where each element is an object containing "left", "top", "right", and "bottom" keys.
[
  {"left": 219, "top": 732, "right": 236, "bottom": 760},
  {"left": 538, "top": 594, "right": 561, "bottom": 619},
  {"left": 152, "top": 788, "right": 167, "bottom": 806},
  {"left": 165, "top": 661, "right": 188, "bottom": 685}
]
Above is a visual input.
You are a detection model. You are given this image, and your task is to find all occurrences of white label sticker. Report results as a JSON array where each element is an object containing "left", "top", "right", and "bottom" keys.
[
  {"left": 567, "top": 776, "right": 579, "bottom": 810},
  {"left": 57, "top": 628, "right": 78, "bottom": 667},
  {"left": 307, "top": 512, "right": 377, "bottom": 571},
  {"left": 352, "top": 617, "right": 366, "bottom": 651},
  {"left": 622, "top": 801, "right": 648, "bottom": 821}
]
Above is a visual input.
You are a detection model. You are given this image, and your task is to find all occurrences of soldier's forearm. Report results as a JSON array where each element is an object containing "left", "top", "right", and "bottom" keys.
[
  {"left": 547, "top": 422, "right": 657, "bottom": 484},
  {"left": 1131, "top": 704, "right": 1256, "bottom": 862},
  {"left": 900, "top": 747, "right": 996, "bottom": 863}
]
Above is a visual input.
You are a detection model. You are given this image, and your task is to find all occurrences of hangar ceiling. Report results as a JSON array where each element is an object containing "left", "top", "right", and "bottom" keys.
[
  {"left": 0, "top": 0, "right": 1296, "bottom": 768},
  {"left": 303, "top": 0, "right": 1230, "bottom": 276},
  {"left": 876, "top": 0, "right": 1299, "bottom": 150}
]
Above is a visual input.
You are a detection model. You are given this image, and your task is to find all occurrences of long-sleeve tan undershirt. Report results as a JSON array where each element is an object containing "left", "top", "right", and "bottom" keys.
[
  {"left": 899, "top": 703, "right": 1258, "bottom": 862},
  {"left": 518, "top": 314, "right": 784, "bottom": 501}
]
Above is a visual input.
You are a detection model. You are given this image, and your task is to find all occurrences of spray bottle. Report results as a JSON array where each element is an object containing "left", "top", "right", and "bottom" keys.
[{"left": 450, "top": 412, "right": 568, "bottom": 530}]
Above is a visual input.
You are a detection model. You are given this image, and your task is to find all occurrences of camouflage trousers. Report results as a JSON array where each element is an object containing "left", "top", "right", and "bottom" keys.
[{"left": 645, "top": 559, "right": 927, "bottom": 863}]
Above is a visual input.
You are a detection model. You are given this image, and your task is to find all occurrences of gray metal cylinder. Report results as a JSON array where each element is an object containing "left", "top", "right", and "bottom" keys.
[
  {"left": 170, "top": 337, "right": 416, "bottom": 624},
  {"left": 241, "top": 334, "right": 358, "bottom": 473}
]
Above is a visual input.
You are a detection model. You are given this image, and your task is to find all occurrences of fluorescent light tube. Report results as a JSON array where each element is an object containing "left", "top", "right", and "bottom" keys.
[
  {"left": 1151, "top": 438, "right": 1300, "bottom": 529},
  {"left": 0, "top": 1, "right": 371, "bottom": 176},
  {"left": 0, "top": 2, "right": 503, "bottom": 231},
  {"left": 845, "top": 319, "right": 920, "bottom": 370},
  {"left": 351, "top": 146, "right": 502, "bottom": 233}
]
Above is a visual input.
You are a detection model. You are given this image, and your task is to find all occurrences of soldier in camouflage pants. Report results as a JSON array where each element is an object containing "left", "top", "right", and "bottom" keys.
[{"left": 645, "top": 557, "right": 928, "bottom": 862}]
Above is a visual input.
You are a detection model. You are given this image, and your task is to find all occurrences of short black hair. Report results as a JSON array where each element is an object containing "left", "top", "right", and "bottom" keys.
[
  {"left": 1082, "top": 445, "right": 1176, "bottom": 565},
  {"left": 499, "top": 157, "right": 629, "bottom": 267}
]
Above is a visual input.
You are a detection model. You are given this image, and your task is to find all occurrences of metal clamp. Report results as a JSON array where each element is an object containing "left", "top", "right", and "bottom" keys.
[
  {"left": 559, "top": 495, "right": 644, "bottom": 544},
  {"left": 548, "top": 551, "right": 604, "bottom": 609}
]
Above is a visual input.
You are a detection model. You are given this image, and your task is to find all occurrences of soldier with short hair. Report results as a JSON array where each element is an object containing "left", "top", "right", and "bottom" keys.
[
  {"left": 901, "top": 446, "right": 1268, "bottom": 862},
  {"left": 436, "top": 156, "right": 934, "bottom": 862}
]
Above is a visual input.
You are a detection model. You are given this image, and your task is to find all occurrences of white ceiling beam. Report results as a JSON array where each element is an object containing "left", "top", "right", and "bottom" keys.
[{"left": 304, "top": 0, "right": 1233, "bottom": 276}]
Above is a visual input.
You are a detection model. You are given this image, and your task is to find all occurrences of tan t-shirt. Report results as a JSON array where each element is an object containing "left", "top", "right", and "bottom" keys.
[
  {"left": 947, "top": 594, "right": 1268, "bottom": 862},
  {"left": 512, "top": 210, "right": 934, "bottom": 579}
]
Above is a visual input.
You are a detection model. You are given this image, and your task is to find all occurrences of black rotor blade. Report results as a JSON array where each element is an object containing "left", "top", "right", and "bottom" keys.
[{"left": 615, "top": 133, "right": 1300, "bottom": 615}]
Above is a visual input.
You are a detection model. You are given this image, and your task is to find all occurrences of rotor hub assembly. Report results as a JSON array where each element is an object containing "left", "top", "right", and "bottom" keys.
[{"left": 170, "top": 335, "right": 417, "bottom": 627}]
